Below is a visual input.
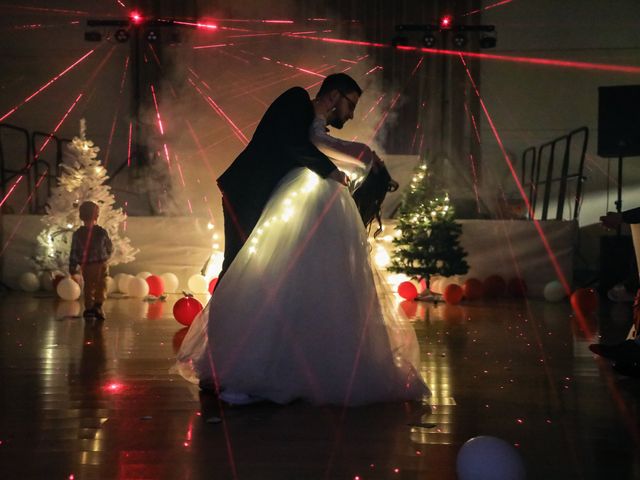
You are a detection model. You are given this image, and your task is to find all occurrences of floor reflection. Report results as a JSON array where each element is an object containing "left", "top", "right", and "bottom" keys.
[{"left": 1, "top": 293, "right": 639, "bottom": 479}]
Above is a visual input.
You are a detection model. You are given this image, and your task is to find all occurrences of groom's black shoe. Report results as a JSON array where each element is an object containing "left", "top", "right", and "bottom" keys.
[
  {"left": 219, "top": 391, "right": 263, "bottom": 405},
  {"left": 198, "top": 379, "right": 216, "bottom": 393},
  {"left": 589, "top": 340, "right": 640, "bottom": 363},
  {"left": 613, "top": 361, "right": 640, "bottom": 378}
]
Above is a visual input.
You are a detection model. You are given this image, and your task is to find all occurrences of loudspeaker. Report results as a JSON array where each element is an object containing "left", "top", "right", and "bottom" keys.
[{"left": 598, "top": 85, "right": 640, "bottom": 157}]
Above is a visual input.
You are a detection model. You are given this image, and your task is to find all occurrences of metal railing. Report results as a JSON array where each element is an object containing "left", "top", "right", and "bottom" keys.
[
  {"left": 0, "top": 123, "right": 70, "bottom": 213},
  {"left": 521, "top": 126, "right": 589, "bottom": 221}
]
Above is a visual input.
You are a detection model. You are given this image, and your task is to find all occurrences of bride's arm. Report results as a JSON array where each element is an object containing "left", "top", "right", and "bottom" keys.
[{"left": 309, "top": 119, "right": 373, "bottom": 168}]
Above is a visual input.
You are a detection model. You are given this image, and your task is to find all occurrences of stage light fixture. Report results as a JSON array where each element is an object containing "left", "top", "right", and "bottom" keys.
[
  {"left": 422, "top": 33, "right": 436, "bottom": 48},
  {"left": 480, "top": 35, "right": 497, "bottom": 49},
  {"left": 84, "top": 31, "right": 102, "bottom": 42},
  {"left": 146, "top": 30, "right": 159, "bottom": 42},
  {"left": 453, "top": 33, "right": 467, "bottom": 49},
  {"left": 115, "top": 29, "right": 129, "bottom": 43},
  {"left": 439, "top": 15, "right": 453, "bottom": 30},
  {"left": 391, "top": 35, "right": 409, "bottom": 48},
  {"left": 130, "top": 11, "right": 143, "bottom": 25}
]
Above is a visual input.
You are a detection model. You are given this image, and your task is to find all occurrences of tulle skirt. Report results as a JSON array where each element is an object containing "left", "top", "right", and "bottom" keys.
[{"left": 176, "top": 168, "right": 429, "bottom": 406}]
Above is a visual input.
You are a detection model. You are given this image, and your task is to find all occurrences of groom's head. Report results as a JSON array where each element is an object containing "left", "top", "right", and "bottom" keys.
[{"left": 316, "top": 73, "right": 362, "bottom": 129}]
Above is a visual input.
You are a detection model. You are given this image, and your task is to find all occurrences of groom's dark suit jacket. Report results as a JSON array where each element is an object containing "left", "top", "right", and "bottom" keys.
[{"left": 216, "top": 87, "right": 338, "bottom": 269}]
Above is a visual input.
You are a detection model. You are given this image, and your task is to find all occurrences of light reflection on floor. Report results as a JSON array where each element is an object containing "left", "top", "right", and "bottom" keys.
[{"left": 0, "top": 292, "right": 639, "bottom": 479}]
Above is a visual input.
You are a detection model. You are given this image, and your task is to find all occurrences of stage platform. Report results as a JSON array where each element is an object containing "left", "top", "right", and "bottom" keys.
[{"left": 0, "top": 292, "right": 638, "bottom": 479}]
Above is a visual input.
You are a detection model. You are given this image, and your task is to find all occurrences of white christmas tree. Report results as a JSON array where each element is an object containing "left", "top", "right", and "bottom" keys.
[{"left": 33, "top": 119, "right": 138, "bottom": 273}]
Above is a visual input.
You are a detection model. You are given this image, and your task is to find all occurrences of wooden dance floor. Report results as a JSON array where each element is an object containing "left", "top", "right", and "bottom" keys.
[{"left": 1, "top": 292, "right": 639, "bottom": 479}]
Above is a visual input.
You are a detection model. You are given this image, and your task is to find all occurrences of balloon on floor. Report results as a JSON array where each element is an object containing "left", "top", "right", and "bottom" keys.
[
  {"left": 457, "top": 436, "right": 526, "bottom": 480},
  {"left": 146, "top": 275, "right": 164, "bottom": 297},
  {"left": 188, "top": 274, "right": 208, "bottom": 294},
  {"left": 128, "top": 277, "right": 149, "bottom": 298},
  {"left": 57, "top": 277, "right": 81, "bottom": 301},
  {"left": 161, "top": 272, "right": 179, "bottom": 293},
  {"left": 18, "top": 272, "right": 40, "bottom": 292},
  {"left": 173, "top": 294, "right": 203, "bottom": 326}
]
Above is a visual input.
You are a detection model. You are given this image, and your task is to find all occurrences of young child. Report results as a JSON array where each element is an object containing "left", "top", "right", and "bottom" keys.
[{"left": 69, "top": 201, "right": 113, "bottom": 320}]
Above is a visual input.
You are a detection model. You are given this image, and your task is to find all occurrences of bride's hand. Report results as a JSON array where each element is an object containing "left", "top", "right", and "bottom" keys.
[{"left": 328, "top": 169, "right": 350, "bottom": 186}]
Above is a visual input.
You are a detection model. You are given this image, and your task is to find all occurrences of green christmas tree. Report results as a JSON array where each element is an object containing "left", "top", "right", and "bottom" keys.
[{"left": 389, "top": 163, "right": 469, "bottom": 284}]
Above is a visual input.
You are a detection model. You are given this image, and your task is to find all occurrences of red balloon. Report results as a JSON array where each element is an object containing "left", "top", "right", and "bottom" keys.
[
  {"left": 146, "top": 275, "right": 164, "bottom": 297},
  {"left": 208, "top": 277, "right": 219, "bottom": 294},
  {"left": 463, "top": 278, "right": 484, "bottom": 301},
  {"left": 483, "top": 275, "right": 506, "bottom": 298},
  {"left": 570, "top": 288, "right": 599, "bottom": 315},
  {"left": 147, "top": 301, "right": 164, "bottom": 320},
  {"left": 508, "top": 277, "right": 528, "bottom": 298},
  {"left": 399, "top": 300, "right": 418, "bottom": 319},
  {"left": 173, "top": 296, "right": 203, "bottom": 326},
  {"left": 172, "top": 327, "right": 190, "bottom": 354},
  {"left": 442, "top": 304, "right": 465, "bottom": 323},
  {"left": 443, "top": 283, "right": 464, "bottom": 305},
  {"left": 398, "top": 281, "right": 418, "bottom": 300}
]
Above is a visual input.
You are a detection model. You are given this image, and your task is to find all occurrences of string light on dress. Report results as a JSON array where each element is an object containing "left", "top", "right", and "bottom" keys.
[{"left": 249, "top": 171, "right": 320, "bottom": 255}]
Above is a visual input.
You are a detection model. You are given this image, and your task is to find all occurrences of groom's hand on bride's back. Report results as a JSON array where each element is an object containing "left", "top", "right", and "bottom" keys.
[{"left": 328, "top": 169, "right": 350, "bottom": 186}]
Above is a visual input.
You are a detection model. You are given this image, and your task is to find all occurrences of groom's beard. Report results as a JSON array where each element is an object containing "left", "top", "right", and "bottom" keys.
[{"left": 328, "top": 116, "right": 345, "bottom": 129}]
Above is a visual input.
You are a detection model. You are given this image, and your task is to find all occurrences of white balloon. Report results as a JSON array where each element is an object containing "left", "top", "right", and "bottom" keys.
[
  {"left": 105, "top": 276, "right": 117, "bottom": 294},
  {"left": 57, "top": 278, "right": 81, "bottom": 301},
  {"left": 128, "top": 277, "right": 150, "bottom": 298},
  {"left": 19, "top": 272, "right": 40, "bottom": 292},
  {"left": 136, "top": 271, "right": 152, "bottom": 279},
  {"left": 116, "top": 273, "right": 134, "bottom": 294},
  {"left": 188, "top": 274, "right": 208, "bottom": 294},
  {"left": 429, "top": 277, "right": 444, "bottom": 294},
  {"left": 113, "top": 273, "right": 128, "bottom": 292},
  {"left": 543, "top": 280, "right": 566, "bottom": 302},
  {"left": 56, "top": 300, "right": 81, "bottom": 318},
  {"left": 457, "top": 436, "right": 526, "bottom": 480},
  {"left": 160, "top": 272, "right": 179, "bottom": 293}
]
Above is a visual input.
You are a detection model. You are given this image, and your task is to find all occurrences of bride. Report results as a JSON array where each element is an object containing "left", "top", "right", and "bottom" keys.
[{"left": 176, "top": 78, "right": 429, "bottom": 406}]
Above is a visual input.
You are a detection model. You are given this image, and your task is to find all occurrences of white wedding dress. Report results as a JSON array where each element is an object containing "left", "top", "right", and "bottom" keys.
[{"left": 176, "top": 165, "right": 429, "bottom": 406}]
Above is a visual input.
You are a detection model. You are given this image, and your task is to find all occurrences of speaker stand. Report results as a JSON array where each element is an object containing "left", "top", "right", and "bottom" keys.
[{"left": 616, "top": 155, "right": 624, "bottom": 236}]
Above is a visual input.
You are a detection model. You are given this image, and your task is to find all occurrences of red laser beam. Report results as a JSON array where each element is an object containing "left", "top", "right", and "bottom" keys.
[
  {"left": 186, "top": 17, "right": 294, "bottom": 25},
  {"left": 127, "top": 122, "right": 132, "bottom": 168},
  {"left": 172, "top": 20, "right": 218, "bottom": 30},
  {"left": 147, "top": 43, "right": 162, "bottom": 68},
  {"left": 185, "top": 119, "right": 216, "bottom": 181},
  {"left": 362, "top": 94, "right": 385, "bottom": 121},
  {"left": 193, "top": 43, "right": 234, "bottom": 50},
  {"left": 0, "top": 49, "right": 95, "bottom": 122},
  {"left": 463, "top": 0, "right": 514, "bottom": 16},
  {"left": 363, "top": 58, "right": 425, "bottom": 143},
  {"left": 287, "top": 33, "right": 640, "bottom": 74},
  {"left": 459, "top": 55, "right": 588, "bottom": 337},
  {"left": 0, "top": 4, "right": 89, "bottom": 16},
  {"left": 187, "top": 78, "right": 248, "bottom": 145},
  {"left": 0, "top": 169, "right": 49, "bottom": 258},
  {"left": 104, "top": 56, "right": 130, "bottom": 166},
  {"left": 4, "top": 20, "right": 81, "bottom": 31},
  {"left": 0, "top": 93, "right": 83, "bottom": 209},
  {"left": 150, "top": 84, "right": 165, "bottom": 135},
  {"left": 35, "top": 93, "right": 83, "bottom": 159}
]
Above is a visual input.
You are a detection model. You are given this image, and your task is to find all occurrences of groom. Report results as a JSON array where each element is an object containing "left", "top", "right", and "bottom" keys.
[{"left": 217, "top": 73, "right": 367, "bottom": 281}]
